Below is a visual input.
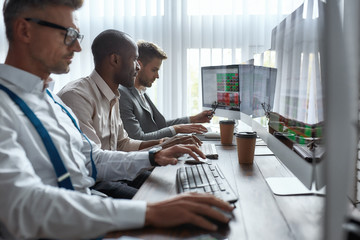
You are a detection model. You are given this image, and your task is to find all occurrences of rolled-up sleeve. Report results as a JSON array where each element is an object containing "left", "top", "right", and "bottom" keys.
[{"left": 83, "top": 137, "right": 152, "bottom": 182}]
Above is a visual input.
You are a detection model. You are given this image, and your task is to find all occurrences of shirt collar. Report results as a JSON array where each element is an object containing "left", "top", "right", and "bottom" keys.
[
  {"left": 90, "top": 70, "right": 119, "bottom": 102},
  {"left": 137, "top": 85, "right": 147, "bottom": 95},
  {"left": 0, "top": 64, "right": 45, "bottom": 93}
]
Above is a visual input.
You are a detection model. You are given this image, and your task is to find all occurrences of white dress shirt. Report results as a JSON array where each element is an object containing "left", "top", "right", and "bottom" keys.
[
  {"left": 0, "top": 64, "right": 150, "bottom": 239},
  {"left": 57, "top": 70, "right": 142, "bottom": 151}
]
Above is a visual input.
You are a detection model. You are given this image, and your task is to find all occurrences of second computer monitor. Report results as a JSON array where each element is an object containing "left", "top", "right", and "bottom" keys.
[
  {"left": 201, "top": 65, "right": 241, "bottom": 120},
  {"left": 201, "top": 64, "right": 276, "bottom": 119}
]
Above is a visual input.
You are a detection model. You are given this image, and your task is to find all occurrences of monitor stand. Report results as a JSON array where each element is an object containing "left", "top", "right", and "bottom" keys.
[
  {"left": 265, "top": 177, "right": 326, "bottom": 196},
  {"left": 265, "top": 139, "right": 326, "bottom": 196}
]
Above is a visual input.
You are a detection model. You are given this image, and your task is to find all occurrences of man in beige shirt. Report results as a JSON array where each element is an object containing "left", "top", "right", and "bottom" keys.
[
  {"left": 59, "top": 69, "right": 145, "bottom": 152},
  {"left": 58, "top": 29, "right": 200, "bottom": 198}
]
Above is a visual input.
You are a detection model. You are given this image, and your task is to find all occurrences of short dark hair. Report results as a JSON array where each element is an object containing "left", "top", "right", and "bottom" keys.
[
  {"left": 91, "top": 29, "right": 134, "bottom": 67},
  {"left": 3, "top": 0, "right": 84, "bottom": 42},
  {"left": 137, "top": 40, "right": 167, "bottom": 66}
]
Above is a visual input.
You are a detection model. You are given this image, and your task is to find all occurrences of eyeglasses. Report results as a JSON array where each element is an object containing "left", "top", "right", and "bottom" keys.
[{"left": 24, "top": 18, "right": 84, "bottom": 46}]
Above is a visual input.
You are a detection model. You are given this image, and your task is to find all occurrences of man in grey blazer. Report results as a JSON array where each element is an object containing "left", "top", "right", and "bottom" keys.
[{"left": 119, "top": 40, "right": 213, "bottom": 140}]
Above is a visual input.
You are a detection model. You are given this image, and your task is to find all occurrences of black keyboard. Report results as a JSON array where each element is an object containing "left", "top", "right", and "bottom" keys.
[
  {"left": 293, "top": 143, "right": 325, "bottom": 162},
  {"left": 176, "top": 163, "right": 238, "bottom": 203}
]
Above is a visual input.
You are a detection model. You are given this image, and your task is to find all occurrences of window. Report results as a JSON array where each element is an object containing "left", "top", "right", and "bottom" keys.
[
  {"left": 0, "top": 0, "right": 306, "bottom": 119},
  {"left": 188, "top": 0, "right": 304, "bottom": 16}
]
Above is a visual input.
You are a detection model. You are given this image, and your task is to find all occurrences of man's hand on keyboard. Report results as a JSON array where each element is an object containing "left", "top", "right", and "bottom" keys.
[
  {"left": 173, "top": 123, "right": 208, "bottom": 134},
  {"left": 154, "top": 144, "right": 206, "bottom": 166},
  {"left": 159, "top": 134, "right": 202, "bottom": 149},
  {"left": 145, "top": 192, "right": 234, "bottom": 231}
]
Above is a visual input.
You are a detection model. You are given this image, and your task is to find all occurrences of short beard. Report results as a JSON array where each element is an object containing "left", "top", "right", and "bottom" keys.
[
  {"left": 139, "top": 77, "right": 151, "bottom": 88},
  {"left": 51, "top": 65, "right": 70, "bottom": 74},
  {"left": 119, "top": 77, "right": 134, "bottom": 88}
]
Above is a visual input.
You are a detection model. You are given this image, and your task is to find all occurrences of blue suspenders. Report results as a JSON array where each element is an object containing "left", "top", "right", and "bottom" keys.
[
  {"left": 0, "top": 84, "right": 97, "bottom": 188},
  {"left": 0, "top": 84, "right": 103, "bottom": 240},
  {"left": 46, "top": 89, "right": 97, "bottom": 181}
]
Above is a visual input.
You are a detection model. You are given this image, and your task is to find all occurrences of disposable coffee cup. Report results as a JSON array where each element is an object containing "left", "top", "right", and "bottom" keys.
[
  {"left": 219, "top": 120, "right": 235, "bottom": 145},
  {"left": 235, "top": 131, "right": 257, "bottom": 164}
]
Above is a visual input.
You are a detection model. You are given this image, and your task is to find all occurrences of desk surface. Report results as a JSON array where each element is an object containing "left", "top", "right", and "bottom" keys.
[{"left": 107, "top": 141, "right": 324, "bottom": 240}]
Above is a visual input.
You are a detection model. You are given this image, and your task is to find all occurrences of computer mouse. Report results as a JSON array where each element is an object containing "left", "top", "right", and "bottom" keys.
[
  {"left": 204, "top": 132, "right": 221, "bottom": 139},
  {"left": 178, "top": 154, "right": 208, "bottom": 164},
  {"left": 204, "top": 206, "right": 234, "bottom": 227},
  {"left": 211, "top": 206, "right": 234, "bottom": 220},
  {"left": 185, "top": 158, "right": 208, "bottom": 164}
]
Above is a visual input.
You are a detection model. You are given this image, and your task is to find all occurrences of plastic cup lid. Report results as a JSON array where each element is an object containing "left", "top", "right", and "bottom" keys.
[
  {"left": 219, "top": 120, "right": 235, "bottom": 125},
  {"left": 235, "top": 131, "right": 257, "bottom": 138}
]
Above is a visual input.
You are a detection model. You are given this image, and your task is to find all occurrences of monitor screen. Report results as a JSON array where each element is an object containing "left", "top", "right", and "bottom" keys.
[
  {"left": 252, "top": 66, "right": 277, "bottom": 118},
  {"left": 201, "top": 64, "right": 277, "bottom": 120},
  {"left": 243, "top": 0, "right": 326, "bottom": 195},
  {"left": 238, "top": 64, "right": 254, "bottom": 116},
  {"left": 274, "top": 0, "right": 324, "bottom": 191},
  {"left": 201, "top": 65, "right": 241, "bottom": 120}
]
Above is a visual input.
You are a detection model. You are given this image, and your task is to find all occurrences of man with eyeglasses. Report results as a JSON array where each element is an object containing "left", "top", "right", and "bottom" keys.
[
  {"left": 0, "top": 0, "right": 233, "bottom": 239},
  {"left": 24, "top": 17, "right": 84, "bottom": 46}
]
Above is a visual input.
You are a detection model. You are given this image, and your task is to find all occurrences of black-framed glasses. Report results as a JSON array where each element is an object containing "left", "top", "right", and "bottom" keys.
[{"left": 25, "top": 18, "right": 84, "bottom": 46}]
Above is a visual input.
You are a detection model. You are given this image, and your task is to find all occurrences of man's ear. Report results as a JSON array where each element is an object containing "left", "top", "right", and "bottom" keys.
[
  {"left": 110, "top": 53, "right": 121, "bottom": 67},
  {"left": 138, "top": 60, "right": 144, "bottom": 69},
  {"left": 14, "top": 18, "right": 32, "bottom": 43}
]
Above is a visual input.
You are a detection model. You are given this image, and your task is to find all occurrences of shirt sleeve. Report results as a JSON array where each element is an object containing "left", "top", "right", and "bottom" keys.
[
  {"left": 169, "top": 126, "right": 176, "bottom": 135},
  {"left": 166, "top": 116, "right": 191, "bottom": 126},
  {"left": 117, "top": 132, "right": 142, "bottom": 151},
  {"left": 82, "top": 137, "right": 153, "bottom": 182}
]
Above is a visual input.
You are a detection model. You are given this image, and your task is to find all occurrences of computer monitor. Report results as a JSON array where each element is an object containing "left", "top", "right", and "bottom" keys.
[
  {"left": 323, "top": 1, "right": 360, "bottom": 239},
  {"left": 240, "top": 0, "right": 326, "bottom": 196},
  {"left": 237, "top": 64, "right": 254, "bottom": 116},
  {"left": 252, "top": 66, "right": 277, "bottom": 118},
  {"left": 201, "top": 64, "right": 277, "bottom": 119},
  {"left": 201, "top": 65, "right": 241, "bottom": 120}
]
